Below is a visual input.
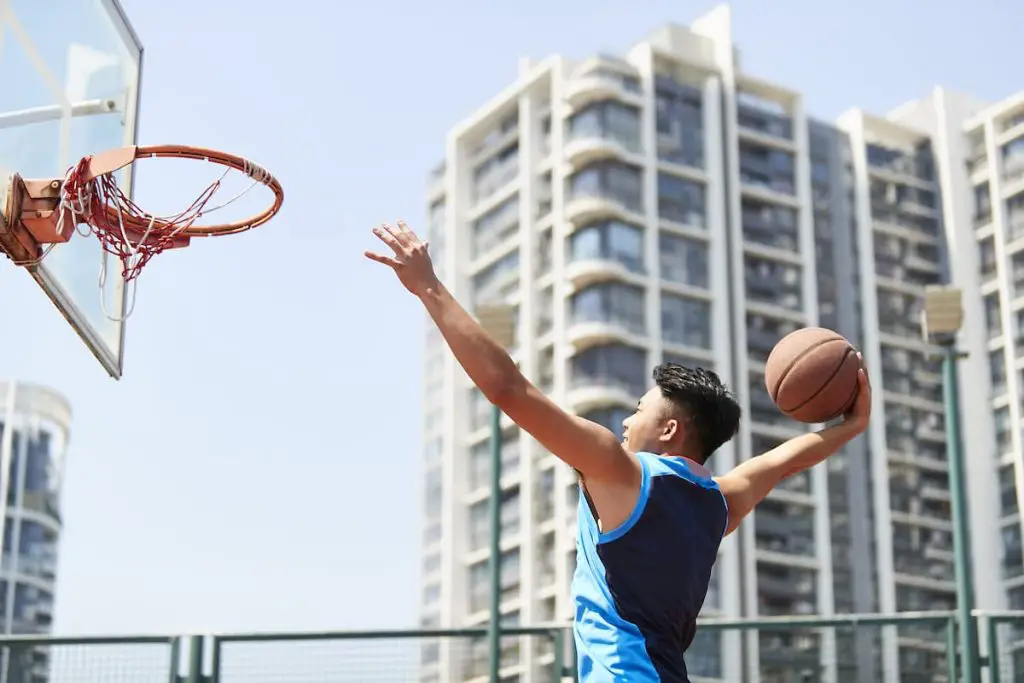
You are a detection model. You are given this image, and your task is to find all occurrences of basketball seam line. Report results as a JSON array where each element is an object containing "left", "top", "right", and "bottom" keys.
[
  {"left": 787, "top": 346, "right": 855, "bottom": 414},
  {"left": 768, "top": 336, "right": 841, "bottom": 403}
]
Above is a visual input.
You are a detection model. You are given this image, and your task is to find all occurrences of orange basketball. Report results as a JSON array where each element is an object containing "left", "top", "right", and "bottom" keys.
[{"left": 764, "top": 327, "right": 860, "bottom": 424}]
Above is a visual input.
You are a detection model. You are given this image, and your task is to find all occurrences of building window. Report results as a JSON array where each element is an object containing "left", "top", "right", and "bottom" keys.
[
  {"left": 983, "top": 293, "right": 1002, "bottom": 339},
  {"left": 999, "top": 463, "right": 1018, "bottom": 518},
  {"left": 658, "top": 232, "right": 709, "bottom": 288},
  {"left": 568, "top": 221, "right": 644, "bottom": 273},
  {"left": 500, "top": 549, "right": 520, "bottom": 602},
  {"left": 567, "top": 100, "right": 641, "bottom": 153},
  {"left": 654, "top": 77, "right": 704, "bottom": 168},
  {"left": 568, "top": 162, "right": 642, "bottom": 212},
  {"left": 742, "top": 198, "right": 798, "bottom": 252},
  {"left": 469, "top": 561, "right": 488, "bottom": 612},
  {"left": 472, "top": 143, "right": 518, "bottom": 203},
  {"left": 744, "top": 257, "right": 802, "bottom": 311},
  {"left": 472, "top": 249, "right": 520, "bottom": 306},
  {"left": 657, "top": 173, "right": 705, "bottom": 227},
  {"left": 753, "top": 505, "right": 815, "bottom": 557},
  {"left": 661, "top": 294, "right": 711, "bottom": 349},
  {"left": 569, "top": 282, "right": 645, "bottom": 334},
  {"left": 1002, "top": 524, "right": 1024, "bottom": 580},
  {"left": 736, "top": 90, "right": 793, "bottom": 140},
  {"left": 570, "top": 344, "right": 647, "bottom": 396},
  {"left": 468, "top": 428, "right": 520, "bottom": 490},
  {"left": 989, "top": 349, "right": 1007, "bottom": 396},
  {"left": 424, "top": 467, "right": 442, "bottom": 520},
  {"left": 977, "top": 236, "right": 997, "bottom": 282},
  {"left": 739, "top": 142, "right": 795, "bottom": 195},
  {"left": 472, "top": 196, "right": 519, "bottom": 257},
  {"left": 974, "top": 182, "right": 992, "bottom": 223}
]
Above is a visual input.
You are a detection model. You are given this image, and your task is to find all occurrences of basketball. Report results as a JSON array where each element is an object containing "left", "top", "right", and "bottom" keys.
[{"left": 764, "top": 327, "right": 861, "bottom": 424}]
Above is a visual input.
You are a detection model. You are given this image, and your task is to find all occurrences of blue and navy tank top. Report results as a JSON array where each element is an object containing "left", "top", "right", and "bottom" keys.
[{"left": 572, "top": 451, "right": 728, "bottom": 682}]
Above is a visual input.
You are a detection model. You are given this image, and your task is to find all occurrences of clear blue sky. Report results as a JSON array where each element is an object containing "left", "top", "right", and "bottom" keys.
[{"left": 0, "top": 0, "right": 1019, "bottom": 636}]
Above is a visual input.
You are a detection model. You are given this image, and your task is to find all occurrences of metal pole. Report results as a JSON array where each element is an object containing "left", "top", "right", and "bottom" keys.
[
  {"left": 942, "top": 344, "right": 978, "bottom": 681},
  {"left": 488, "top": 404, "right": 503, "bottom": 683},
  {"left": 551, "top": 629, "right": 565, "bottom": 683},
  {"left": 185, "top": 635, "right": 204, "bottom": 683}
]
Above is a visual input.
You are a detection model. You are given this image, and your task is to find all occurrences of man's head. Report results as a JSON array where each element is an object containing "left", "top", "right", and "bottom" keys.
[{"left": 621, "top": 363, "right": 741, "bottom": 463}]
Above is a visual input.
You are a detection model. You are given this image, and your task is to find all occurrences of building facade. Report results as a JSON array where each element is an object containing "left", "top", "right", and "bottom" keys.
[
  {"left": 419, "top": 5, "right": 1022, "bottom": 682},
  {"left": 0, "top": 382, "right": 71, "bottom": 681}
]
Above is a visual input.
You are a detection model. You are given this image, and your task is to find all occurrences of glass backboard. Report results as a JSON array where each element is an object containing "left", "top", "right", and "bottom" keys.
[{"left": 0, "top": 0, "right": 142, "bottom": 379}]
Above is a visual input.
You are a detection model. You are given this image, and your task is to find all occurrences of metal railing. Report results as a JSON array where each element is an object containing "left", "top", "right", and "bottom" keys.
[{"left": 5, "top": 611, "right": 1024, "bottom": 682}]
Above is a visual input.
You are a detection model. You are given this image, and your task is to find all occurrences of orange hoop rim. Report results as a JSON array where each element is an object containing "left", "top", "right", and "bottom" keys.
[{"left": 70, "top": 144, "right": 284, "bottom": 238}]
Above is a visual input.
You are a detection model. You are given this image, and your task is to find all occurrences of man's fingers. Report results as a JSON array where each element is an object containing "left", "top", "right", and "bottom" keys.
[
  {"left": 385, "top": 222, "right": 416, "bottom": 249},
  {"left": 365, "top": 250, "right": 401, "bottom": 268},
  {"left": 395, "top": 220, "right": 425, "bottom": 247},
  {"left": 396, "top": 219, "right": 416, "bottom": 235},
  {"left": 373, "top": 225, "right": 405, "bottom": 255}
]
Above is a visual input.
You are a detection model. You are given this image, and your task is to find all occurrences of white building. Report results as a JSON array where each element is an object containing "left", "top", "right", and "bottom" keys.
[
  {"left": 0, "top": 382, "right": 70, "bottom": 681},
  {"left": 419, "top": 5, "right": 1023, "bottom": 682}
]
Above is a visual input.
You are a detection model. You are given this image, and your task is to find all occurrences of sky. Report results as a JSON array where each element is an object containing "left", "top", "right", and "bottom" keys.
[{"left": 0, "top": 0, "right": 1021, "bottom": 641}]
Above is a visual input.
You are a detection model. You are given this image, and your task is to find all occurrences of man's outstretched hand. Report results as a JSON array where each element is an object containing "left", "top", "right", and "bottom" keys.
[{"left": 365, "top": 221, "right": 440, "bottom": 298}]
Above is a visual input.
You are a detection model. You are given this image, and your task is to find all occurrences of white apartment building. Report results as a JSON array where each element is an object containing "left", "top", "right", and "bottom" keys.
[
  {"left": 419, "top": 5, "right": 1024, "bottom": 682},
  {"left": 0, "top": 381, "right": 71, "bottom": 682}
]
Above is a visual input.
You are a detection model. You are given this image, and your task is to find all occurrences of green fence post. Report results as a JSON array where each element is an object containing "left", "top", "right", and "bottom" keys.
[
  {"left": 988, "top": 616, "right": 1001, "bottom": 683},
  {"left": 209, "top": 637, "right": 221, "bottom": 683},
  {"left": 168, "top": 637, "right": 182, "bottom": 683},
  {"left": 571, "top": 633, "right": 579, "bottom": 682},
  {"left": 488, "top": 403, "right": 503, "bottom": 683},
  {"left": 551, "top": 629, "right": 564, "bottom": 683},
  {"left": 185, "top": 635, "right": 204, "bottom": 683},
  {"left": 946, "top": 616, "right": 958, "bottom": 682}
]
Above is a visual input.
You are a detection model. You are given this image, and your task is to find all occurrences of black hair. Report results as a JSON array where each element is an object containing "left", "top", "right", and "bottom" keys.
[{"left": 652, "top": 363, "right": 741, "bottom": 463}]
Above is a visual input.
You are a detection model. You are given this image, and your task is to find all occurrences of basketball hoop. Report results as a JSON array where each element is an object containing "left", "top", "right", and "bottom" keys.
[{"left": 1, "top": 144, "right": 283, "bottom": 319}]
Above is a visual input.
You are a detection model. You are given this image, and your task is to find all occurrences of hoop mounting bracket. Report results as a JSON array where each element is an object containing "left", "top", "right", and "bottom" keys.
[{"left": 0, "top": 174, "right": 73, "bottom": 266}]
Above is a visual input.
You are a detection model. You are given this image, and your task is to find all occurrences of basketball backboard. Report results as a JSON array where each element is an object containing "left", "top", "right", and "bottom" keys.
[{"left": 0, "top": 0, "right": 142, "bottom": 379}]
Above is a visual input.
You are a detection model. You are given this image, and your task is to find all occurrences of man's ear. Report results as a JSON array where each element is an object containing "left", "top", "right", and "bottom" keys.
[{"left": 658, "top": 418, "right": 680, "bottom": 444}]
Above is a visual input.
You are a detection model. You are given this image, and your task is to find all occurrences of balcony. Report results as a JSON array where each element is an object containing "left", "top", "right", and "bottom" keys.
[
  {"left": 565, "top": 70, "right": 642, "bottom": 110},
  {"left": 737, "top": 103, "right": 794, "bottom": 142},
  {"left": 564, "top": 257, "right": 642, "bottom": 292},
  {"left": 566, "top": 318, "right": 644, "bottom": 351},
  {"left": 565, "top": 374, "right": 639, "bottom": 414},
  {"left": 564, "top": 134, "right": 631, "bottom": 169},
  {"left": 565, "top": 194, "right": 639, "bottom": 227}
]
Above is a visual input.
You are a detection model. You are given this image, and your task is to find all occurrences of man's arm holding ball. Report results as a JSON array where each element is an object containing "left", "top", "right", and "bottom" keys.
[{"left": 714, "top": 356, "right": 871, "bottom": 536}]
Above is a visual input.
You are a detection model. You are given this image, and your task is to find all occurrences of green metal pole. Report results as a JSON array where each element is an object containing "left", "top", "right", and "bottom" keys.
[
  {"left": 943, "top": 344, "right": 979, "bottom": 681},
  {"left": 185, "top": 635, "right": 203, "bottom": 683},
  {"left": 552, "top": 629, "right": 565, "bottom": 683},
  {"left": 987, "top": 616, "right": 1001, "bottom": 683},
  {"left": 488, "top": 403, "right": 503, "bottom": 683}
]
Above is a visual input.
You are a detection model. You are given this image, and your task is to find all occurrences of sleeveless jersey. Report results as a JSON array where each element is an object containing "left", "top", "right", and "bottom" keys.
[{"left": 572, "top": 451, "right": 728, "bottom": 682}]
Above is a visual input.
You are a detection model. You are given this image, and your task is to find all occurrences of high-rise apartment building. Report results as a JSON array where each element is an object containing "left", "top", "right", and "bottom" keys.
[
  {"left": 0, "top": 381, "right": 71, "bottom": 681},
  {"left": 419, "top": 5, "right": 1023, "bottom": 682}
]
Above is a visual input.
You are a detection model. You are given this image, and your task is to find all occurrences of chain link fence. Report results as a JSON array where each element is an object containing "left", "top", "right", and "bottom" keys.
[
  {"left": 12, "top": 612, "right": 1024, "bottom": 681},
  {"left": 983, "top": 612, "right": 1024, "bottom": 683},
  {"left": 0, "top": 635, "right": 176, "bottom": 683},
  {"left": 208, "top": 626, "right": 568, "bottom": 683},
  {"left": 696, "top": 612, "right": 957, "bottom": 683}
]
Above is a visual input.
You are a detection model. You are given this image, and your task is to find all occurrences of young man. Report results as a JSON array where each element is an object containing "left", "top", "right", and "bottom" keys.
[{"left": 366, "top": 221, "right": 871, "bottom": 682}]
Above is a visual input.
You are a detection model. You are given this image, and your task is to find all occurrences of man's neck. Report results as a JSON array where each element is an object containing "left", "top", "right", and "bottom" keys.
[{"left": 659, "top": 450, "right": 711, "bottom": 477}]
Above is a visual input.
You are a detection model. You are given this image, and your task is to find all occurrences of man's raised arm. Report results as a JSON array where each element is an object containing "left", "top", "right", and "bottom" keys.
[
  {"left": 365, "top": 221, "right": 634, "bottom": 483},
  {"left": 715, "top": 363, "right": 871, "bottom": 536}
]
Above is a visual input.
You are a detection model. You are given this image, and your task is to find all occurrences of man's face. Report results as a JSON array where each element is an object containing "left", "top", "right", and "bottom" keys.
[{"left": 621, "top": 386, "right": 682, "bottom": 455}]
